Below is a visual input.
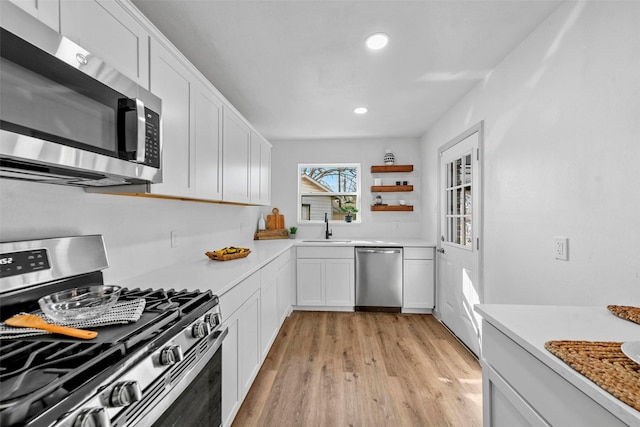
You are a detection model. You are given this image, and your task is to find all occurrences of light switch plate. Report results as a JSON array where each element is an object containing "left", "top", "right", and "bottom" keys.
[{"left": 554, "top": 237, "right": 568, "bottom": 261}]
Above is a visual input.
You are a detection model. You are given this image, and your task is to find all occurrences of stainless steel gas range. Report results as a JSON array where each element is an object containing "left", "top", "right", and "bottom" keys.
[{"left": 0, "top": 235, "right": 227, "bottom": 427}]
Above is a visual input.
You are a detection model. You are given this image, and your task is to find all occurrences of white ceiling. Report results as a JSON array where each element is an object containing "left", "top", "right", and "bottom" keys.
[{"left": 131, "top": 0, "right": 563, "bottom": 141}]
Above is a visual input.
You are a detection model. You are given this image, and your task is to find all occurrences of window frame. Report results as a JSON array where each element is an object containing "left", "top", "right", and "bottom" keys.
[
  {"left": 444, "top": 151, "right": 473, "bottom": 250},
  {"left": 297, "top": 163, "right": 362, "bottom": 224}
]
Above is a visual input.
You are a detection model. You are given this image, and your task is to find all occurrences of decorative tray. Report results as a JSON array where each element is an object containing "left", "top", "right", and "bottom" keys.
[{"left": 205, "top": 247, "right": 251, "bottom": 261}]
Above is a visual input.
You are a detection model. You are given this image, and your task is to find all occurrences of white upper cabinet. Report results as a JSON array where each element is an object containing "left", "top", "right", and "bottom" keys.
[
  {"left": 250, "top": 131, "right": 271, "bottom": 206},
  {"left": 37, "top": 0, "right": 270, "bottom": 204},
  {"left": 222, "top": 107, "right": 251, "bottom": 204},
  {"left": 148, "top": 38, "right": 192, "bottom": 198},
  {"left": 193, "top": 82, "right": 223, "bottom": 201},
  {"left": 59, "top": 0, "right": 149, "bottom": 88},
  {"left": 8, "top": 0, "right": 59, "bottom": 31}
]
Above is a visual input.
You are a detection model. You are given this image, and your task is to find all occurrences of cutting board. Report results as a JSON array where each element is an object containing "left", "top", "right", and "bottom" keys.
[
  {"left": 266, "top": 208, "right": 285, "bottom": 230},
  {"left": 254, "top": 229, "right": 289, "bottom": 240}
]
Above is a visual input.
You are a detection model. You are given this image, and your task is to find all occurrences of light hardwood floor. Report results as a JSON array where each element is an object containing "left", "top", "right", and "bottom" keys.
[{"left": 232, "top": 311, "right": 482, "bottom": 426}]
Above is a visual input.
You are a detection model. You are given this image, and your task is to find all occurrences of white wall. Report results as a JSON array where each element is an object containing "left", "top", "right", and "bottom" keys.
[
  {"left": 270, "top": 138, "right": 423, "bottom": 240},
  {"left": 0, "top": 179, "right": 262, "bottom": 286},
  {"left": 421, "top": 1, "right": 640, "bottom": 306}
]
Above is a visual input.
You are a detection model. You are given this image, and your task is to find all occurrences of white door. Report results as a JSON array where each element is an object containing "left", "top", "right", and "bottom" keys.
[{"left": 438, "top": 123, "right": 483, "bottom": 356}]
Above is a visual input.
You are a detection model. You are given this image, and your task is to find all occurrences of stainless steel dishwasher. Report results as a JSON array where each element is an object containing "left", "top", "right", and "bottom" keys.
[{"left": 355, "top": 247, "right": 403, "bottom": 312}]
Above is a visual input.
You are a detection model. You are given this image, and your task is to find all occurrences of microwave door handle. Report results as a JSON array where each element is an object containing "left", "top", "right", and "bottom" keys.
[{"left": 135, "top": 99, "right": 146, "bottom": 164}]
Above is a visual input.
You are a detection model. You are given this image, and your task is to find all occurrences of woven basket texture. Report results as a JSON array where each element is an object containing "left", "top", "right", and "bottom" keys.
[{"left": 545, "top": 340, "right": 640, "bottom": 412}]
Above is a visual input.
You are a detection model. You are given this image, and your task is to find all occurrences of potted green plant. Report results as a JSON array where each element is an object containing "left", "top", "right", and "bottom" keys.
[
  {"left": 289, "top": 226, "right": 298, "bottom": 239},
  {"left": 340, "top": 206, "right": 359, "bottom": 223}
]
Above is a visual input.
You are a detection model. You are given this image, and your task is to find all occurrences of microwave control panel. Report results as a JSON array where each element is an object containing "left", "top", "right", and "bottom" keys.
[{"left": 144, "top": 108, "right": 161, "bottom": 168}]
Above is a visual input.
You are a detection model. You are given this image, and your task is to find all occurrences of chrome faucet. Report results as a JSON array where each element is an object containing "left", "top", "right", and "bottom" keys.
[{"left": 324, "top": 212, "right": 332, "bottom": 239}]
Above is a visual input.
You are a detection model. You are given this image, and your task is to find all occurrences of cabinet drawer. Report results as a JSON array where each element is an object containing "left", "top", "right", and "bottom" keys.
[
  {"left": 403, "top": 247, "right": 434, "bottom": 260},
  {"left": 260, "top": 259, "right": 277, "bottom": 285},
  {"left": 277, "top": 248, "right": 292, "bottom": 270},
  {"left": 219, "top": 271, "right": 260, "bottom": 318},
  {"left": 483, "top": 322, "right": 626, "bottom": 427},
  {"left": 297, "top": 246, "right": 354, "bottom": 259}
]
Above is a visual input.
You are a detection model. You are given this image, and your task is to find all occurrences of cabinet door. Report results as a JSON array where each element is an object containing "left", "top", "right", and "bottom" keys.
[
  {"left": 148, "top": 39, "right": 192, "bottom": 197},
  {"left": 260, "top": 262, "right": 278, "bottom": 358},
  {"left": 238, "top": 290, "right": 260, "bottom": 397},
  {"left": 296, "top": 259, "right": 325, "bottom": 306},
  {"left": 221, "top": 314, "right": 240, "bottom": 427},
  {"left": 250, "top": 131, "right": 271, "bottom": 206},
  {"left": 193, "top": 83, "right": 223, "bottom": 200},
  {"left": 276, "top": 257, "right": 295, "bottom": 323},
  {"left": 222, "top": 107, "right": 251, "bottom": 204},
  {"left": 325, "top": 259, "right": 355, "bottom": 306},
  {"left": 60, "top": 0, "right": 149, "bottom": 87},
  {"left": 259, "top": 138, "right": 271, "bottom": 205},
  {"left": 403, "top": 259, "right": 435, "bottom": 309},
  {"left": 8, "top": 0, "right": 59, "bottom": 31}
]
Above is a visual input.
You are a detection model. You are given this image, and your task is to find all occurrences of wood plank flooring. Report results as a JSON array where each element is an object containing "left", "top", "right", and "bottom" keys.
[{"left": 232, "top": 311, "right": 482, "bottom": 426}]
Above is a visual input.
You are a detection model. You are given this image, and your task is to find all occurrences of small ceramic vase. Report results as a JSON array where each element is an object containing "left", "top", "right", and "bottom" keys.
[{"left": 384, "top": 149, "right": 395, "bottom": 165}]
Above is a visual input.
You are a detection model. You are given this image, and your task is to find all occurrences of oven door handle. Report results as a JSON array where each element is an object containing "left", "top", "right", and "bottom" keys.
[{"left": 209, "top": 326, "right": 228, "bottom": 353}]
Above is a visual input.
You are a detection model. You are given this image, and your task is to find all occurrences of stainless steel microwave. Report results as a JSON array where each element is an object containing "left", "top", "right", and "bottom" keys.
[{"left": 0, "top": 3, "right": 162, "bottom": 187}]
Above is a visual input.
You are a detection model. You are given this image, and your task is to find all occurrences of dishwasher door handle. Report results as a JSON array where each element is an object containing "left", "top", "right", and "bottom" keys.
[{"left": 357, "top": 249, "right": 402, "bottom": 255}]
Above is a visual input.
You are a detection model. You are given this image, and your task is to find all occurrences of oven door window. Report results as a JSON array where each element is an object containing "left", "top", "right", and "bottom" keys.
[{"left": 152, "top": 346, "right": 222, "bottom": 427}]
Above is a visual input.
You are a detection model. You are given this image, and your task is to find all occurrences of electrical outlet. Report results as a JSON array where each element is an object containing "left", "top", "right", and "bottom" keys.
[
  {"left": 171, "top": 230, "right": 179, "bottom": 248},
  {"left": 394, "top": 222, "right": 400, "bottom": 229},
  {"left": 554, "top": 237, "right": 568, "bottom": 261}
]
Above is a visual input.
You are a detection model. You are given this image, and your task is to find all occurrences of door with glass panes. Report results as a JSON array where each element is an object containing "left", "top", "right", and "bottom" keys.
[{"left": 438, "top": 124, "right": 482, "bottom": 356}]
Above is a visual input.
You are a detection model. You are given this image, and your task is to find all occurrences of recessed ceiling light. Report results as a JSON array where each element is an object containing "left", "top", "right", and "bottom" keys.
[
  {"left": 365, "top": 33, "right": 389, "bottom": 50},
  {"left": 354, "top": 107, "right": 368, "bottom": 114}
]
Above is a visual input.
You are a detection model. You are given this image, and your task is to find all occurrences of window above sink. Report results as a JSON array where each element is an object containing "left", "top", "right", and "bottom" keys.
[{"left": 298, "top": 163, "right": 361, "bottom": 224}]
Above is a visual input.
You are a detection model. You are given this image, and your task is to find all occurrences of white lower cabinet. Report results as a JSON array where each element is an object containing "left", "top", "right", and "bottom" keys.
[
  {"left": 482, "top": 322, "right": 628, "bottom": 427},
  {"left": 276, "top": 248, "right": 295, "bottom": 324},
  {"left": 220, "top": 250, "right": 295, "bottom": 426},
  {"left": 260, "top": 259, "right": 278, "bottom": 359},
  {"left": 220, "top": 271, "right": 260, "bottom": 426},
  {"left": 221, "top": 310, "right": 239, "bottom": 426},
  {"left": 220, "top": 290, "right": 261, "bottom": 426},
  {"left": 296, "top": 247, "right": 354, "bottom": 309},
  {"left": 239, "top": 290, "right": 261, "bottom": 395},
  {"left": 402, "top": 247, "right": 435, "bottom": 312}
]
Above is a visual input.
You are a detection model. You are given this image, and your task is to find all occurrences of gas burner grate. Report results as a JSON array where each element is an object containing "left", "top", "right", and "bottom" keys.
[
  {"left": 0, "top": 287, "right": 217, "bottom": 426},
  {"left": 123, "top": 288, "right": 215, "bottom": 315},
  {"left": 0, "top": 340, "right": 125, "bottom": 426}
]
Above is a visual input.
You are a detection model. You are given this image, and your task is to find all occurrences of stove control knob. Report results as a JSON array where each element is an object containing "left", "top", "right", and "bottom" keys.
[
  {"left": 160, "top": 344, "right": 183, "bottom": 366},
  {"left": 192, "top": 321, "right": 211, "bottom": 338},
  {"left": 204, "top": 312, "right": 220, "bottom": 329},
  {"left": 73, "top": 407, "right": 110, "bottom": 427},
  {"left": 109, "top": 380, "right": 142, "bottom": 407}
]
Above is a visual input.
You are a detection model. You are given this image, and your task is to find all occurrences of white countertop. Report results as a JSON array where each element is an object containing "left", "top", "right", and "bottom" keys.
[
  {"left": 118, "top": 238, "right": 435, "bottom": 298},
  {"left": 475, "top": 304, "right": 640, "bottom": 425},
  {"left": 296, "top": 238, "right": 435, "bottom": 247}
]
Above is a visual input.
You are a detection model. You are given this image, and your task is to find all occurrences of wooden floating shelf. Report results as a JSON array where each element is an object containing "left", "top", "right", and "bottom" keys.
[
  {"left": 371, "top": 205, "right": 414, "bottom": 212},
  {"left": 371, "top": 185, "right": 413, "bottom": 192},
  {"left": 370, "top": 165, "right": 414, "bottom": 173}
]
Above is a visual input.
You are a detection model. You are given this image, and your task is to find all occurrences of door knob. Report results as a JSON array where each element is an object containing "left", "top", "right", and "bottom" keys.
[{"left": 437, "top": 248, "right": 445, "bottom": 254}]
